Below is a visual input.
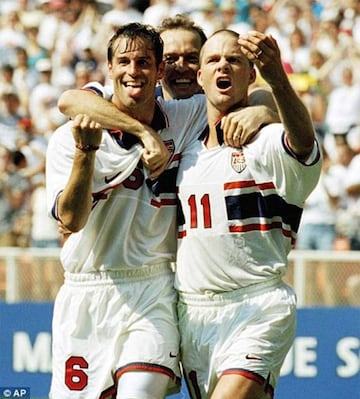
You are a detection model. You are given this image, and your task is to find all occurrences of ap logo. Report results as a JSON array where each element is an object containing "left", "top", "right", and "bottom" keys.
[{"left": 0, "top": 387, "right": 30, "bottom": 398}]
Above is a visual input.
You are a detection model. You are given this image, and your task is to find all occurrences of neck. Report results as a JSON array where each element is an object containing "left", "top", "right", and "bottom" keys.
[
  {"left": 205, "top": 100, "right": 248, "bottom": 148},
  {"left": 162, "top": 89, "right": 172, "bottom": 101},
  {"left": 205, "top": 103, "right": 222, "bottom": 148},
  {"left": 131, "top": 107, "right": 154, "bottom": 125},
  {"left": 116, "top": 100, "right": 155, "bottom": 126}
]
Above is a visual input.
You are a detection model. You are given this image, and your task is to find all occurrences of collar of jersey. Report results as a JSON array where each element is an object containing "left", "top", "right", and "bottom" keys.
[
  {"left": 107, "top": 99, "right": 169, "bottom": 150},
  {"left": 199, "top": 119, "right": 224, "bottom": 144}
]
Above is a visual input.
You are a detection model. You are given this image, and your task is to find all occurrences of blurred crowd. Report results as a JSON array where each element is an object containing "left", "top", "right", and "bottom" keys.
[{"left": 0, "top": 0, "right": 359, "bottom": 252}]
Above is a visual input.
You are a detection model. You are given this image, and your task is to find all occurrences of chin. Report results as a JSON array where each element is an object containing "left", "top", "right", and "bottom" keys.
[{"left": 176, "top": 93, "right": 193, "bottom": 100}]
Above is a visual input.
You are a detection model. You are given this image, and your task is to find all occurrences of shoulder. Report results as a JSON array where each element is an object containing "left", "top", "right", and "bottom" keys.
[
  {"left": 251, "top": 123, "right": 283, "bottom": 145},
  {"left": 82, "top": 81, "right": 113, "bottom": 99},
  {"left": 47, "top": 120, "right": 74, "bottom": 150},
  {"left": 51, "top": 119, "right": 73, "bottom": 137},
  {"left": 161, "top": 94, "right": 206, "bottom": 118}
]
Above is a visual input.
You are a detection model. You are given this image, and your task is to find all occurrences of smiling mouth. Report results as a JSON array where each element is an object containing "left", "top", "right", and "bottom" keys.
[
  {"left": 173, "top": 78, "right": 193, "bottom": 86},
  {"left": 216, "top": 77, "right": 231, "bottom": 89},
  {"left": 124, "top": 82, "right": 144, "bottom": 88}
]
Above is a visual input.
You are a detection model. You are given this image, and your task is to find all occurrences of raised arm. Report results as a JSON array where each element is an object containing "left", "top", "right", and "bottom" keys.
[
  {"left": 57, "top": 115, "right": 102, "bottom": 232},
  {"left": 58, "top": 88, "right": 170, "bottom": 178},
  {"left": 239, "top": 31, "right": 315, "bottom": 160}
]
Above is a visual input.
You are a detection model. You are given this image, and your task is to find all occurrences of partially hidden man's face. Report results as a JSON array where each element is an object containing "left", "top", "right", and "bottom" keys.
[
  {"left": 198, "top": 32, "right": 256, "bottom": 114},
  {"left": 161, "top": 29, "right": 203, "bottom": 100},
  {"left": 108, "top": 36, "right": 164, "bottom": 113}
]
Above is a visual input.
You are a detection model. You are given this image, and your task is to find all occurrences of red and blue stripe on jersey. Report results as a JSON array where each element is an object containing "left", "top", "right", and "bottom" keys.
[{"left": 177, "top": 179, "right": 302, "bottom": 246}]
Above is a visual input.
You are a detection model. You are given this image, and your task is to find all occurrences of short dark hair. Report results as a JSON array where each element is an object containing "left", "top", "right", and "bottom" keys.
[
  {"left": 107, "top": 22, "right": 164, "bottom": 67},
  {"left": 158, "top": 14, "right": 207, "bottom": 46}
]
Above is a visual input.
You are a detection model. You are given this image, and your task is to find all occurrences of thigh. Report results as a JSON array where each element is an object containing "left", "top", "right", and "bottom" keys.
[
  {"left": 115, "top": 273, "right": 181, "bottom": 393},
  {"left": 178, "top": 300, "right": 215, "bottom": 399},
  {"left": 211, "top": 374, "right": 271, "bottom": 399},
  {"left": 50, "top": 284, "right": 121, "bottom": 399},
  {"left": 215, "top": 284, "right": 296, "bottom": 393},
  {"left": 117, "top": 371, "right": 170, "bottom": 399}
]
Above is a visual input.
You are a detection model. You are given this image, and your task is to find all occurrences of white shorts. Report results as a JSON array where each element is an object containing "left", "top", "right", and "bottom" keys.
[
  {"left": 177, "top": 279, "right": 296, "bottom": 398},
  {"left": 50, "top": 264, "right": 181, "bottom": 399}
]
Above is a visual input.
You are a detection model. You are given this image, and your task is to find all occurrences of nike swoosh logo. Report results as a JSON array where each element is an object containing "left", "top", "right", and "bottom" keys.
[
  {"left": 104, "top": 171, "right": 122, "bottom": 184},
  {"left": 245, "top": 354, "right": 262, "bottom": 360}
]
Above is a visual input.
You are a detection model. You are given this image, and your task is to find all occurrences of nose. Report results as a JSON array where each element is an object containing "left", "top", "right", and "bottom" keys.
[
  {"left": 128, "top": 60, "right": 139, "bottom": 76},
  {"left": 174, "top": 56, "right": 187, "bottom": 71},
  {"left": 217, "top": 57, "right": 230, "bottom": 72}
]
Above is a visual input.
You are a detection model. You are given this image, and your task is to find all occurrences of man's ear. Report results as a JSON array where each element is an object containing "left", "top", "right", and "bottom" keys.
[
  {"left": 108, "top": 61, "right": 113, "bottom": 79},
  {"left": 157, "top": 61, "right": 165, "bottom": 80},
  {"left": 249, "top": 67, "right": 256, "bottom": 85},
  {"left": 197, "top": 69, "right": 203, "bottom": 88}
]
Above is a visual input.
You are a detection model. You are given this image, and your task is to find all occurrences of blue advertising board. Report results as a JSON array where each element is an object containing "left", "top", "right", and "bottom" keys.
[
  {"left": 276, "top": 308, "right": 359, "bottom": 397},
  {"left": 0, "top": 303, "right": 359, "bottom": 398}
]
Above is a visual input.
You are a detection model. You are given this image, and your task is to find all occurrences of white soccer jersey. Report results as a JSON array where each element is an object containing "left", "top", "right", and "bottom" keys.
[
  {"left": 175, "top": 123, "right": 322, "bottom": 294},
  {"left": 46, "top": 95, "right": 207, "bottom": 273}
]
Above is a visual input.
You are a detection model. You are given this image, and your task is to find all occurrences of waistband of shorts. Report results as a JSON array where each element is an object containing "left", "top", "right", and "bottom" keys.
[
  {"left": 64, "top": 262, "right": 173, "bottom": 285},
  {"left": 178, "top": 278, "right": 283, "bottom": 306}
]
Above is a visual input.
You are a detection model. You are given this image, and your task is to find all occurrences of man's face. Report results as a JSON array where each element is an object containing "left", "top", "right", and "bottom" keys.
[
  {"left": 198, "top": 32, "right": 255, "bottom": 114},
  {"left": 161, "top": 29, "right": 203, "bottom": 100},
  {"left": 108, "top": 36, "right": 163, "bottom": 119}
]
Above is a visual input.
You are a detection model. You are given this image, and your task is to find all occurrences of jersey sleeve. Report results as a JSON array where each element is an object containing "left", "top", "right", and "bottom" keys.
[
  {"left": 249, "top": 124, "right": 322, "bottom": 206},
  {"left": 81, "top": 81, "right": 113, "bottom": 100}
]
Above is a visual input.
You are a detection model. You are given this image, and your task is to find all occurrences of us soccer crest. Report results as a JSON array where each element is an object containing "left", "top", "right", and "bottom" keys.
[{"left": 231, "top": 150, "right": 247, "bottom": 173}]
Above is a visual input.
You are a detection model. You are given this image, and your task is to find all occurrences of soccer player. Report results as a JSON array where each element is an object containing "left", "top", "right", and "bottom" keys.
[
  {"left": 175, "top": 30, "right": 322, "bottom": 399},
  {"left": 156, "top": 13, "right": 207, "bottom": 100},
  {"left": 46, "top": 23, "right": 208, "bottom": 399}
]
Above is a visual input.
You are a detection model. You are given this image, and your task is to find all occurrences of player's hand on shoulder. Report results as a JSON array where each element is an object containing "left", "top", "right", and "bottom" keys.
[{"left": 221, "top": 107, "right": 265, "bottom": 148}]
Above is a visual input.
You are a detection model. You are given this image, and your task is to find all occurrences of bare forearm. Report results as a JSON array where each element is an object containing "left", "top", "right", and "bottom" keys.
[
  {"left": 58, "top": 90, "right": 145, "bottom": 137},
  {"left": 270, "top": 76, "right": 315, "bottom": 159},
  {"left": 248, "top": 88, "right": 279, "bottom": 117},
  {"left": 58, "top": 151, "right": 95, "bottom": 232},
  {"left": 58, "top": 115, "right": 103, "bottom": 232},
  {"left": 239, "top": 32, "right": 315, "bottom": 159}
]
